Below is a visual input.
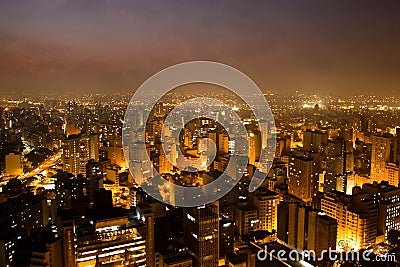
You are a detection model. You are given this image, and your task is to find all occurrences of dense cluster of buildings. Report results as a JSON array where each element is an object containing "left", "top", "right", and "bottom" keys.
[{"left": 0, "top": 93, "right": 400, "bottom": 266}]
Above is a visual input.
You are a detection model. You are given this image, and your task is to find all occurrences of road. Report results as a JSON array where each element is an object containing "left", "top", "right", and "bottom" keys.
[{"left": 0, "top": 150, "right": 62, "bottom": 186}]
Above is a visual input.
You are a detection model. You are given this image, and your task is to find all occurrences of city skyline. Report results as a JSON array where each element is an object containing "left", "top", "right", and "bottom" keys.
[
  {"left": 1, "top": 84, "right": 400, "bottom": 266},
  {"left": 2, "top": 2, "right": 400, "bottom": 267}
]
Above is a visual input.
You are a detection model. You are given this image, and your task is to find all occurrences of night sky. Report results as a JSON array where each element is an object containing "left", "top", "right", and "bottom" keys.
[{"left": 0, "top": 0, "right": 399, "bottom": 96}]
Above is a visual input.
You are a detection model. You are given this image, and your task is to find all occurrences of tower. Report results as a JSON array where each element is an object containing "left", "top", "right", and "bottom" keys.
[
  {"left": 288, "top": 155, "right": 318, "bottom": 205},
  {"left": 324, "top": 138, "right": 354, "bottom": 194},
  {"left": 370, "top": 134, "right": 392, "bottom": 183},
  {"left": 184, "top": 202, "right": 219, "bottom": 267},
  {"left": 248, "top": 130, "right": 261, "bottom": 165},
  {"left": 61, "top": 135, "right": 90, "bottom": 176},
  {"left": 137, "top": 203, "right": 155, "bottom": 267},
  {"left": 254, "top": 189, "right": 280, "bottom": 233},
  {"left": 302, "top": 130, "right": 327, "bottom": 153}
]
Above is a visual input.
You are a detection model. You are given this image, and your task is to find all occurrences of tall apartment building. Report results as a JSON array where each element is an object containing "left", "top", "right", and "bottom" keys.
[
  {"left": 321, "top": 191, "right": 378, "bottom": 250},
  {"left": 324, "top": 138, "right": 354, "bottom": 194},
  {"left": 254, "top": 189, "right": 280, "bottom": 233},
  {"left": 61, "top": 134, "right": 92, "bottom": 176},
  {"left": 85, "top": 159, "right": 106, "bottom": 200},
  {"left": 184, "top": 203, "right": 219, "bottom": 267},
  {"left": 5, "top": 192, "right": 53, "bottom": 236},
  {"left": 218, "top": 133, "right": 229, "bottom": 154},
  {"left": 288, "top": 155, "right": 318, "bottom": 205},
  {"left": 219, "top": 219, "right": 234, "bottom": 258},
  {"left": 54, "top": 171, "right": 86, "bottom": 209},
  {"left": 302, "top": 130, "right": 328, "bottom": 153},
  {"left": 128, "top": 141, "right": 153, "bottom": 185},
  {"left": 384, "top": 162, "right": 400, "bottom": 187},
  {"left": 370, "top": 134, "right": 393, "bottom": 183},
  {"left": 12, "top": 231, "right": 62, "bottom": 267},
  {"left": 136, "top": 203, "right": 156, "bottom": 267},
  {"left": 248, "top": 130, "right": 261, "bottom": 165}
]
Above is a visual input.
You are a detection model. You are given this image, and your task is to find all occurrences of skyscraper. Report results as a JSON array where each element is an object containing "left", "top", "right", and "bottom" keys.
[
  {"left": 370, "top": 134, "right": 392, "bottom": 183},
  {"left": 254, "top": 189, "right": 280, "bottom": 233},
  {"left": 324, "top": 138, "right": 354, "bottom": 194},
  {"left": 137, "top": 203, "right": 155, "bottom": 267},
  {"left": 61, "top": 135, "right": 90, "bottom": 176},
  {"left": 89, "top": 134, "right": 99, "bottom": 162},
  {"left": 259, "top": 119, "right": 269, "bottom": 149},
  {"left": 248, "top": 130, "right": 261, "bottom": 165},
  {"left": 302, "top": 130, "right": 327, "bottom": 153},
  {"left": 184, "top": 203, "right": 219, "bottom": 267},
  {"left": 288, "top": 155, "right": 318, "bottom": 205}
]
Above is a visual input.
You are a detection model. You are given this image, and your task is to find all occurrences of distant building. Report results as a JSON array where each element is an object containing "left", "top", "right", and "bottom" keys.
[
  {"left": 259, "top": 120, "right": 270, "bottom": 150},
  {"left": 128, "top": 142, "right": 153, "bottom": 184},
  {"left": 384, "top": 162, "right": 400, "bottom": 187},
  {"left": 64, "top": 123, "right": 81, "bottom": 137},
  {"left": 248, "top": 130, "right": 261, "bottom": 165},
  {"left": 302, "top": 130, "right": 327, "bottom": 153},
  {"left": 100, "top": 139, "right": 126, "bottom": 168},
  {"left": 218, "top": 133, "right": 229, "bottom": 154},
  {"left": 89, "top": 134, "right": 99, "bottom": 162}
]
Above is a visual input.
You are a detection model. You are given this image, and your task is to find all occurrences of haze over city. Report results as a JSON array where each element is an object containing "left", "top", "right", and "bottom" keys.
[{"left": 0, "top": 0, "right": 400, "bottom": 96}]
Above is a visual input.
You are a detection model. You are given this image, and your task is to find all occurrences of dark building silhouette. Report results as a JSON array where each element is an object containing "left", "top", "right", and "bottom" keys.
[{"left": 184, "top": 202, "right": 219, "bottom": 267}]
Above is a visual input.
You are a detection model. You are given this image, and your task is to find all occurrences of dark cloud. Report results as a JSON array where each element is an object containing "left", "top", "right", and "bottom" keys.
[{"left": 0, "top": 0, "right": 399, "bottom": 96}]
